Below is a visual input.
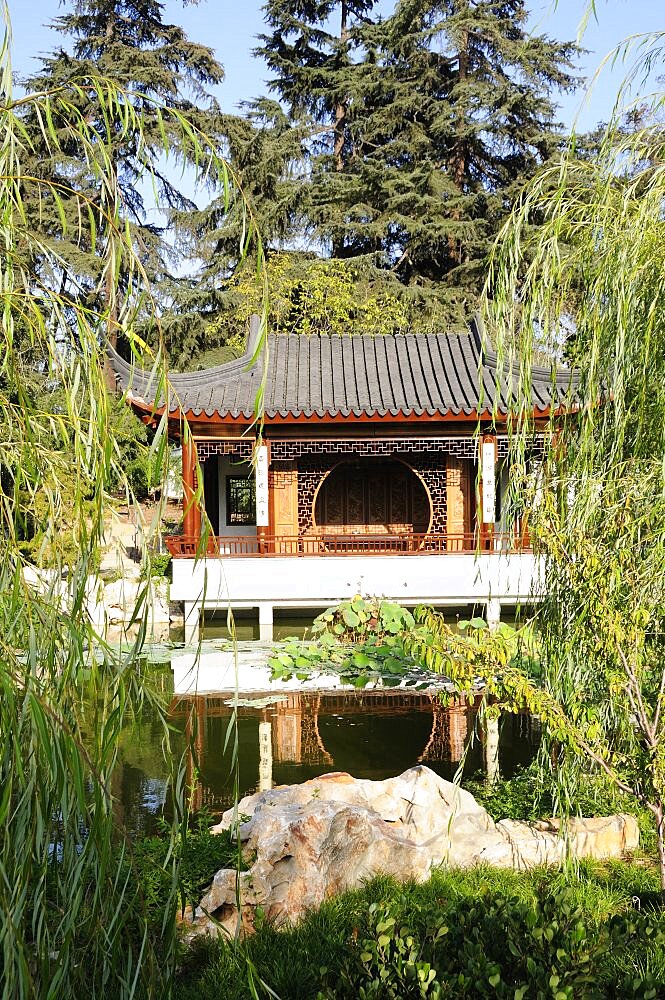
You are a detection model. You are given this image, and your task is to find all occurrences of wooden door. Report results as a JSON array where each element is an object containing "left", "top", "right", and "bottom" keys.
[
  {"left": 269, "top": 462, "right": 299, "bottom": 552},
  {"left": 446, "top": 458, "right": 470, "bottom": 550}
]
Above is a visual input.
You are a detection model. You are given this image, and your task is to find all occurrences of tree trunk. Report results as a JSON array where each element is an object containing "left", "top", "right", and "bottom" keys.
[
  {"left": 655, "top": 802, "right": 665, "bottom": 895},
  {"left": 332, "top": 1, "right": 348, "bottom": 258},
  {"left": 448, "top": 29, "right": 468, "bottom": 269}
]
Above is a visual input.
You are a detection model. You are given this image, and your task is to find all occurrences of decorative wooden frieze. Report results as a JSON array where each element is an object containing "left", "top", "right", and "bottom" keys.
[
  {"left": 409, "top": 456, "right": 447, "bottom": 537},
  {"left": 297, "top": 458, "right": 332, "bottom": 534},
  {"left": 270, "top": 437, "right": 507, "bottom": 460},
  {"left": 196, "top": 436, "right": 544, "bottom": 465},
  {"left": 196, "top": 440, "right": 254, "bottom": 463}
]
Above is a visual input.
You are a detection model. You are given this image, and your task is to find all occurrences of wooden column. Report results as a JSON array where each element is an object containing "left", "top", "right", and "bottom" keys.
[{"left": 182, "top": 434, "right": 201, "bottom": 544}]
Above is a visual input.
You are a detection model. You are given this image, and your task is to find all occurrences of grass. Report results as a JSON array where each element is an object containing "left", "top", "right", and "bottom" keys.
[
  {"left": 174, "top": 860, "right": 665, "bottom": 1000},
  {"left": 129, "top": 815, "right": 244, "bottom": 929}
]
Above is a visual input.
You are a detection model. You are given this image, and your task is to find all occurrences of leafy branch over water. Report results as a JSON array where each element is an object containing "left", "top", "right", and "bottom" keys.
[{"left": 268, "top": 598, "right": 540, "bottom": 690}]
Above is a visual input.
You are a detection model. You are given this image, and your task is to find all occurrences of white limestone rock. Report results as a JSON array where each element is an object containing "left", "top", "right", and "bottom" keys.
[{"left": 180, "top": 766, "right": 639, "bottom": 942}]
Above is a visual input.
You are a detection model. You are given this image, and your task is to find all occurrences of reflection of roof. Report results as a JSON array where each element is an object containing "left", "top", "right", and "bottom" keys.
[{"left": 109, "top": 315, "right": 576, "bottom": 422}]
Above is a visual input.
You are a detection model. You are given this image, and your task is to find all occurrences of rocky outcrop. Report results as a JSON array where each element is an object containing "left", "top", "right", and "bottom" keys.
[
  {"left": 21, "top": 563, "right": 173, "bottom": 643},
  {"left": 180, "top": 766, "right": 639, "bottom": 942},
  {"left": 94, "top": 574, "right": 171, "bottom": 642}
]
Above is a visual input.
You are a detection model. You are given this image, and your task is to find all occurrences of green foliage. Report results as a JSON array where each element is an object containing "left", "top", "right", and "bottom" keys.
[
  {"left": 15, "top": 467, "right": 96, "bottom": 569},
  {"left": 107, "top": 390, "right": 160, "bottom": 500},
  {"left": 21, "top": 0, "right": 225, "bottom": 332},
  {"left": 267, "top": 632, "right": 423, "bottom": 689},
  {"left": 406, "top": 609, "right": 542, "bottom": 684},
  {"left": 130, "top": 814, "right": 242, "bottom": 925},
  {"left": 209, "top": 251, "right": 410, "bottom": 346},
  {"left": 163, "top": 0, "right": 580, "bottom": 362},
  {"left": 322, "top": 887, "right": 664, "bottom": 999},
  {"left": 487, "top": 36, "right": 665, "bottom": 888},
  {"left": 268, "top": 599, "right": 539, "bottom": 692},
  {"left": 465, "top": 760, "right": 654, "bottom": 828},
  {"left": 269, "top": 597, "right": 424, "bottom": 687},
  {"left": 176, "top": 868, "right": 665, "bottom": 1000},
  {"left": 148, "top": 553, "right": 172, "bottom": 579},
  {"left": 231, "top": 0, "right": 579, "bottom": 329},
  {"left": 313, "top": 596, "right": 415, "bottom": 643},
  {"left": 0, "top": 7, "right": 265, "bottom": 995},
  {"left": 465, "top": 762, "right": 556, "bottom": 823}
]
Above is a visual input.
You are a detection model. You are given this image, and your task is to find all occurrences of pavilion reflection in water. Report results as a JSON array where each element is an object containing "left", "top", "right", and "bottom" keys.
[{"left": 169, "top": 691, "right": 541, "bottom": 814}]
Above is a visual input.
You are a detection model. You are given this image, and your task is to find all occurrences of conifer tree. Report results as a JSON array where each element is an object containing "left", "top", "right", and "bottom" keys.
[
  {"left": 254, "top": 0, "right": 578, "bottom": 327},
  {"left": 256, "top": 0, "right": 378, "bottom": 258},
  {"left": 161, "top": 97, "right": 308, "bottom": 364},
  {"left": 21, "top": 0, "right": 224, "bottom": 350}
]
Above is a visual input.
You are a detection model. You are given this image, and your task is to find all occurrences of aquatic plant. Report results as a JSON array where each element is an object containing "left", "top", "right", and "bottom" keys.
[{"left": 268, "top": 600, "right": 539, "bottom": 690}]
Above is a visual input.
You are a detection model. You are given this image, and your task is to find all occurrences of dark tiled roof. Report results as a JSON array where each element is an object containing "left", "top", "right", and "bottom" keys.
[{"left": 110, "top": 317, "right": 576, "bottom": 420}]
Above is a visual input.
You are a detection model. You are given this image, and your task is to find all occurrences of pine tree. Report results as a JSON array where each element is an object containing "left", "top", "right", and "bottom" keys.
[
  {"left": 21, "top": 0, "right": 224, "bottom": 350},
  {"left": 160, "top": 97, "right": 308, "bottom": 364},
  {"left": 256, "top": 0, "right": 379, "bottom": 257},
  {"left": 253, "top": 0, "right": 578, "bottom": 327}
]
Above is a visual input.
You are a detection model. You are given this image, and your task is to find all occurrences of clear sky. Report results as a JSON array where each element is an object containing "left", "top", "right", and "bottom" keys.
[{"left": 8, "top": 0, "right": 663, "bottom": 133}]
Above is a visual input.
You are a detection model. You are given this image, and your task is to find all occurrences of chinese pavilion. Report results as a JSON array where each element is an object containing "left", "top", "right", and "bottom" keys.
[{"left": 111, "top": 316, "right": 572, "bottom": 642}]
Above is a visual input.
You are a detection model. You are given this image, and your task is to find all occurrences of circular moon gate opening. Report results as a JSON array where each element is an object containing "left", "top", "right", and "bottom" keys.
[{"left": 314, "top": 459, "right": 431, "bottom": 536}]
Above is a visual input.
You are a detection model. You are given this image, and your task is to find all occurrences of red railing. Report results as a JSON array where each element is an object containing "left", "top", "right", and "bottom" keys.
[{"left": 164, "top": 532, "right": 532, "bottom": 559}]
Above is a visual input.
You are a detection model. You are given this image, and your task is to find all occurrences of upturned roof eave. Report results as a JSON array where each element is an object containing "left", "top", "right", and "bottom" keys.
[{"left": 126, "top": 392, "right": 560, "bottom": 430}]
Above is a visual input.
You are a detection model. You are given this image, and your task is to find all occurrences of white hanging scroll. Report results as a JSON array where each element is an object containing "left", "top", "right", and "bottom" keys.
[
  {"left": 258, "top": 720, "right": 273, "bottom": 792},
  {"left": 481, "top": 438, "right": 496, "bottom": 525},
  {"left": 255, "top": 443, "right": 270, "bottom": 527}
]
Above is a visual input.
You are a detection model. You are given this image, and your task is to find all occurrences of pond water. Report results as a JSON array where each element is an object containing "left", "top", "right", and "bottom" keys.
[{"left": 115, "top": 663, "right": 540, "bottom": 837}]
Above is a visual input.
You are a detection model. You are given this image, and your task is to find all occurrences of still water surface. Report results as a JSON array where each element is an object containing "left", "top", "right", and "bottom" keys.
[{"left": 116, "top": 668, "right": 540, "bottom": 837}]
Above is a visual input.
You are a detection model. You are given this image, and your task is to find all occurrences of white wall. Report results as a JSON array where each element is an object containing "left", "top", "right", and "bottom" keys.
[{"left": 172, "top": 551, "right": 543, "bottom": 611}]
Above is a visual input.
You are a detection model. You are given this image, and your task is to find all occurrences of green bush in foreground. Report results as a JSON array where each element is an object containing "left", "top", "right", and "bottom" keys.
[
  {"left": 320, "top": 888, "right": 661, "bottom": 999},
  {"left": 129, "top": 816, "right": 242, "bottom": 928},
  {"left": 175, "top": 866, "right": 665, "bottom": 1000}
]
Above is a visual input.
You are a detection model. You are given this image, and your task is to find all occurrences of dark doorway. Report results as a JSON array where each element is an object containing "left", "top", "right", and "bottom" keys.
[{"left": 202, "top": 457, "right": 220, "bottom": 536}]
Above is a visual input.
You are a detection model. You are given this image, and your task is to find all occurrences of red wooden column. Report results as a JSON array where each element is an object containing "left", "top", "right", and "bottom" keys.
[{"left": 182, "top": 433, "right": 201, "bottom": 546}]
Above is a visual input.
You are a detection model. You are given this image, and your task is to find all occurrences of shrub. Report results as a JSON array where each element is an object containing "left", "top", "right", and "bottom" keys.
[
  {"left": 318, "top": 887, "right": 665, "bottom": 1000},
  {"left": 175, "top": 869, "right": 665, "bottom": 1000},
  {"left": 149, "top": 553, "right": 172, "bottom": 579},
  {"left": 130, "top": 813, "right": 242, "bottom": 927},
  {"left": 465, "top": 761, "right": 658, "bottom": 857}
]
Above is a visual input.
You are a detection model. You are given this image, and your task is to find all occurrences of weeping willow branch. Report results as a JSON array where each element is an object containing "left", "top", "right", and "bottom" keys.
[
  {"left": 0, "top": 4, "right": 267, "bottom": 995},
  {"left": 484, "top": 34, "right": 665, "bottom": 891}
]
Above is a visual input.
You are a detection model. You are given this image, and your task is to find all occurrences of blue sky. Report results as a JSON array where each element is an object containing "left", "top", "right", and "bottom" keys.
[{"left": 8, "top": 1, "right": 663, "bottom": 134}]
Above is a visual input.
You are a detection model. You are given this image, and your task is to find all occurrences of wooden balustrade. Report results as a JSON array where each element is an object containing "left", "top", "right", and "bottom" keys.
[{"left": 164, "top": 532, "right": 532, "bottom": 559}]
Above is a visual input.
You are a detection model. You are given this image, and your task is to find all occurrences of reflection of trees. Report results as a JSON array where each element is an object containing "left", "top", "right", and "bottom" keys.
[{"left": 78, "top": 665, "right": 180, "bottom": 836}]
